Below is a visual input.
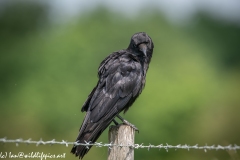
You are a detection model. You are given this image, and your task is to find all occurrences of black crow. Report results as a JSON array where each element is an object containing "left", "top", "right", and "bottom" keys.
[{"left": 71, "top": 32, "right": 154, "bottom": 159}]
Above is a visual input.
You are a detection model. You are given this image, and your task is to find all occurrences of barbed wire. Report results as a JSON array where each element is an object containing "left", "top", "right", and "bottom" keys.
[{"left": 0, "top": 137, "right": 239, "bottom": 152}]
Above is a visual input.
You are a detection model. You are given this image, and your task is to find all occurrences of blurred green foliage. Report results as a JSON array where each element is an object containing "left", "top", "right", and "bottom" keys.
[{"left": 0, "top": 2, "right": 240, "bottom": 160}]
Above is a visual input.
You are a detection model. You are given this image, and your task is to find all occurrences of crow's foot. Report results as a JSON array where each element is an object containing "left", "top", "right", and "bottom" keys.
[{"left": 116, "top": 114, "right": 139, "bottom": 132}]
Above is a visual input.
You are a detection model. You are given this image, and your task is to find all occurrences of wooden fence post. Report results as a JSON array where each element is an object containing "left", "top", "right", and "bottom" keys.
[{"left": 108, "top": 124, "right": 135, "bottom": 160}]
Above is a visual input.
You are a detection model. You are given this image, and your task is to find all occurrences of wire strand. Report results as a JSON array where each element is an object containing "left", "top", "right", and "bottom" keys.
[{"left": 0, "top": 137, "right": 239, "bottom": 152}]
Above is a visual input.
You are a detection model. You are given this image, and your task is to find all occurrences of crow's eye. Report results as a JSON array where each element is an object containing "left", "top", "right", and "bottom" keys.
[{"left": 133, "top": 44, "right": 137, "bottom": 48}]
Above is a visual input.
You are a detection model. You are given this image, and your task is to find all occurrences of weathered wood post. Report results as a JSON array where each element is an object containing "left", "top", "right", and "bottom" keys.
[{"left": 108, "top": 124, "right": 135, "bottom": 160}]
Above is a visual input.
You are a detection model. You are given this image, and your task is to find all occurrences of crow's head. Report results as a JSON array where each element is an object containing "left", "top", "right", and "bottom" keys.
[{"left": 128, "top": 32, "right": 154, "bottom": 58}]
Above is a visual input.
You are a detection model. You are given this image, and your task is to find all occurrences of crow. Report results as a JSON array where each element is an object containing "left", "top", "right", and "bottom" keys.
[{"left": 71, "top": 32, "right": 154, "bottom": 159}]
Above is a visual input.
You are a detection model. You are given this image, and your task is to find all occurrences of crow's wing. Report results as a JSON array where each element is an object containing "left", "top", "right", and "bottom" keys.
[
  {"left": 80, "top": 52, "right": 121, "bottom": 113},
  {"left": 86, "top": 52, "right": 143, "bottom": 123}
]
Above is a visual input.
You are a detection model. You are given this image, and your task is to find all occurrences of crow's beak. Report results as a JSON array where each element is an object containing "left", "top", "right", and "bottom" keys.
[{"left": 138, "top": 43, "right": 147, "bottom": 57}]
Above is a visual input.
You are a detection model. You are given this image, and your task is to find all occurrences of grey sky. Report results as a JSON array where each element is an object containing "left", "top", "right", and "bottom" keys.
[{"left": 47, "top": 0, "right": 240, "bottom": 24}]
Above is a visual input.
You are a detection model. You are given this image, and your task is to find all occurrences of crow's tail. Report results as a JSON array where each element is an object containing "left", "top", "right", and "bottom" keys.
[{"left": 71, "top": 118, "right": 113, "bottom": 159}]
